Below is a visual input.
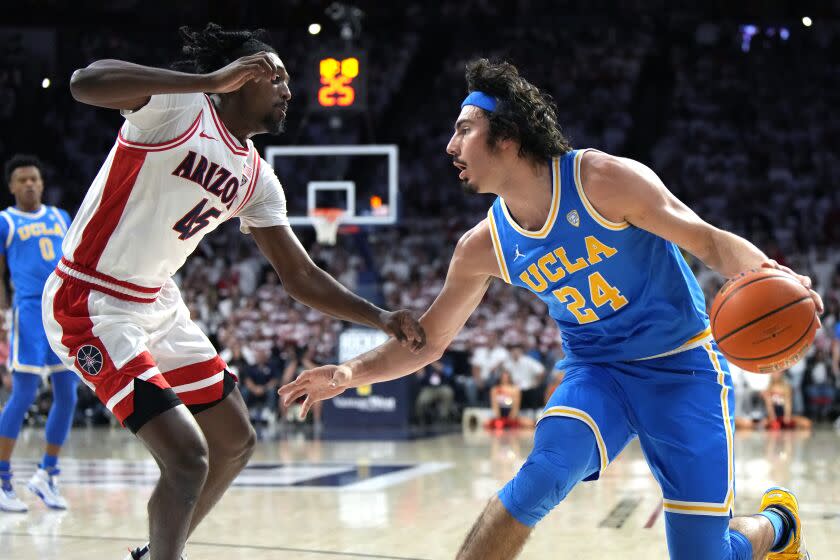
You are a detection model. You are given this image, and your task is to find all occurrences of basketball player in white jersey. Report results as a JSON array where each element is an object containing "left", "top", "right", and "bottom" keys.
[{"left": 42, "top": 24, "right": 425, "bottom": 560}]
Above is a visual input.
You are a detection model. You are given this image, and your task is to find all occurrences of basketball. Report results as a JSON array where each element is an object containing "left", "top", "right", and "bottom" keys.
[{"left": 710, "top": 269, "right": 818, "bottom": 373}]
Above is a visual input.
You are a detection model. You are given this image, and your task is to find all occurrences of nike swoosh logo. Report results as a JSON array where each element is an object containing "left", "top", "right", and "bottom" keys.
[{"left": 199, "top": 131, "right": 217, "bottom": 141}]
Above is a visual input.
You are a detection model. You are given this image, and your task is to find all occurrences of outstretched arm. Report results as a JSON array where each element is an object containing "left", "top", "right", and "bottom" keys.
[
  {"left": 580, "top": 151, "right": 822, "bottom": 313},
  {"left": 250, "top": 224, "right": 425, "bottom": 349},
  {"left": 69, "top": 52, "right": 280, "bottom": 111},
  {"left": 279, "top": 221, "right": 500, "bottom": 415}
]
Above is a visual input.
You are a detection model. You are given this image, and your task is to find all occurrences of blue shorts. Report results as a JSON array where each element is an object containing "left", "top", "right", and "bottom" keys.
[
  {"left": 501, "top": 341, "right": 735, "bottom": 522},
  {"left": 9, "top": 297, "right": 66, "bottom": 376},
  {"left": 553, "top": 341, "right": 734, "bottom": 513}
]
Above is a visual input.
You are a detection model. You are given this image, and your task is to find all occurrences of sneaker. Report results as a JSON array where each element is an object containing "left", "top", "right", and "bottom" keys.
[
  {"left": 123, "top": 543, "right": 186, "bottom": 559},
  {"left": 761, "top": 486, "right": 810, "bottom": 559},
  {"left": 27, "top": 468, "right": 68, "bottom": 510},
  {"left": 124, "top": 544, "right": 149, "bottom": 560},
  {"left": 0, "top": 482, "right": 28, "bottom": 513}
]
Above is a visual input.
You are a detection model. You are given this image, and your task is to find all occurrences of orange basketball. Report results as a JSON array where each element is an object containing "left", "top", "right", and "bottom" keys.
[{"left": 710, "top": 269, "right": 817, "bottom": 373}]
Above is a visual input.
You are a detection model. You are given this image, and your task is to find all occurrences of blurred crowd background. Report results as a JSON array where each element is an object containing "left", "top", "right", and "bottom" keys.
[{"left": 1, "top": 1, "right": 838, "bottom": 430}]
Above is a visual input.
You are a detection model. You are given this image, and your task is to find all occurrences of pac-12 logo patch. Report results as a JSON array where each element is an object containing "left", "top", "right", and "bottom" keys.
[
  {"left": 566, "top": 210, "right": 580, "bottom": 227},
  {"left": 76, "top": 345, "right": 104, "bottom": 376}
]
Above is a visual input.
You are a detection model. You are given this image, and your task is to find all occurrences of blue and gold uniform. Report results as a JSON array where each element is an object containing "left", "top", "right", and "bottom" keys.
[
  {"left": 488, "top": 149, "right": 711, "bottom": 364},
  {"left": 0, "top": 205, "right": 70, "bottom": 374},
  {"left": 491, "top": 150, "right": 739, "bottom": 559}
]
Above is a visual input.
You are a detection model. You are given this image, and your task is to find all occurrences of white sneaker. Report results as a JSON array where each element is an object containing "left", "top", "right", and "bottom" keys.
[
  {"left": 124, "top": 544, "right": 149, "bottom": 560},
  {"left": 27, "top": 468, "right": 68, "bottom": 510},
  {"left": 0, "top": 482, "right": 28, "bottom": 513},
  {"left": 123, "top": 543, "right": 186, "bottom": 559}
]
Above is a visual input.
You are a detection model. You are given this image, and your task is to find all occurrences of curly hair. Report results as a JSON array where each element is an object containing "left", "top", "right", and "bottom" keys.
[
  {"left": 4, "top": 154, "right": 44, "bottom": 185},
  {"left": 172, "top": 23, "right": 275, "bottom": 74},
  {"left": 465, "top": 58, "right": 572, "bottom": 162}
]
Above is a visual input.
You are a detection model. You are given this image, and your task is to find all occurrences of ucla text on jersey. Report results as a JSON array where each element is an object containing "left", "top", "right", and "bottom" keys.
[
  {"left": 487, "top": 149, "right": 710, "bottom": 366},
  {"left": 0, "top": 206, "right": 69, "bottom": 304}
]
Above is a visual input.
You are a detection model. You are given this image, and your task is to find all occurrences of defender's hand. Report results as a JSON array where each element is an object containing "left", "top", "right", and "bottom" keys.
[
  {"left": 761, "top": 260, "right": 824, "bottom": 317},
  {"left": 378, "top": 310, "right": 426, "bottom": 352},
  {"left": 204, "top": 51, "right": 278, "bottom": 93},
  {"left": 278, "top": 364, "right": 352, "bottom": 418}
]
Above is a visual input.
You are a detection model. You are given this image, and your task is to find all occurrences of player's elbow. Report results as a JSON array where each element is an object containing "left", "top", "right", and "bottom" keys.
[
  {"left": 279, "top": 262, "right": 318, "bottom": 301},
  {"left": 426, "top": 342, "right": 447, "bottom": 364},
  {"left": 423, "top": 334, "right": 451, "bottom": 364},
  {"left": 69, "top": 61, "right": 117, "bottom": 103},
  {"left": 69, "top": 67, "right": 98, "bottom": 103}
]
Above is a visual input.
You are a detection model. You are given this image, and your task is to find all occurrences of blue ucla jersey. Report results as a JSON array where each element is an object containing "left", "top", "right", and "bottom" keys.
[
  {"left": 0, "top": 206, "right": 70, "bottom": 304},
  {"left": 487, "top": 149, "right": 710, "bottom": 365}
]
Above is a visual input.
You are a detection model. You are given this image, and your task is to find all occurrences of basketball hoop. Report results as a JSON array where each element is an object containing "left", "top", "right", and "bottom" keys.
[{"left": 310, "top": 208, "right": 344, "bottom": 246}]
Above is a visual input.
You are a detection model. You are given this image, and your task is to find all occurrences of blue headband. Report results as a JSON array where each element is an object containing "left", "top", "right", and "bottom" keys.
[{"left": 461, "top": 91, "right": 497, "bottom": 112}]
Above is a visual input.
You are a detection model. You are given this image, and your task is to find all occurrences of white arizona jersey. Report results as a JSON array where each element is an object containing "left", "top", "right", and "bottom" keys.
[{"left": 58, "top": 93, "right": 288, "bottom": 302}]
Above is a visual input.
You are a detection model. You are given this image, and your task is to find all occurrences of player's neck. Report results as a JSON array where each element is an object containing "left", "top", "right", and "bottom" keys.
[
  {"left": 212, "top": 96, "right": 252, "bottom": 145},
  {"left": 496, "top": 160, "right": 552, "bottom": 231},
  {"left": 14, "top": 201, "right": 42, "bottom": 214}
]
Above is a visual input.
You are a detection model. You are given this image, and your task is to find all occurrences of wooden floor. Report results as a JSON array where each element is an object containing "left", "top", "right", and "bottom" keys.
[{"left": 1, "top": 425, "right": 838, "bottom": 559}]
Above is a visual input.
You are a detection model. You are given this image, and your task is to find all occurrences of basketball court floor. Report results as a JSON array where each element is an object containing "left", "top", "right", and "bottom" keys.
[{"left": 1, "top": 426, "right": 837, "bottom": 559}]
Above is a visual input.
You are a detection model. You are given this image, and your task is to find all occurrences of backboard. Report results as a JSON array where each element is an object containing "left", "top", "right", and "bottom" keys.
[{"left": 263, "top": 144, "right": 398, "bottom": 226}]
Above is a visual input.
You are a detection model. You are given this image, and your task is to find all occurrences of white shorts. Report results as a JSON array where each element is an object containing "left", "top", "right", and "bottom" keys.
[{"left": 42, "top": 266, "right": 231, "bottom": 430}]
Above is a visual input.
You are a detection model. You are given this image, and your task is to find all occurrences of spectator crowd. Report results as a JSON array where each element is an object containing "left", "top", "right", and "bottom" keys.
[{"left": 1, "top": 5, "right": 839, "bottom": 431}]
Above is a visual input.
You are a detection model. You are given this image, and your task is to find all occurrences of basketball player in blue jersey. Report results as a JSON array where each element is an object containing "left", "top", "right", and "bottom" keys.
[
  {"left": 0, "top": 155, "right": 78, "bottom": 512},
  {"left": 282, "top": 59, "right": 822, "bottom": 559}
]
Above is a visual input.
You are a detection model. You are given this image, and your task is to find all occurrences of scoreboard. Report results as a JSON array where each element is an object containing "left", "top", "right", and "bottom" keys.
[{"left": 310, "top": 51, "right": 368, "bottom": 111}]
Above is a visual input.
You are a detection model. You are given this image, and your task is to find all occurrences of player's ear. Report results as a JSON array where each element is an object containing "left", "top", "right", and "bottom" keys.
[{"left": 497, "top": 135, "right": 517, "bottom": 155}]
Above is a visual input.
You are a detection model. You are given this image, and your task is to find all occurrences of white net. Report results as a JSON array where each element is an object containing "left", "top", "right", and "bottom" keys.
[{"left": 310, "top": 209, "right": 344, "bottom": 245}]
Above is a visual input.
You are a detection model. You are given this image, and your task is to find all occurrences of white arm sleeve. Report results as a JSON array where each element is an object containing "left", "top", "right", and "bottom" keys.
[
  {"left": 238, "top": 157, "right": 290, "bottom": 234},
  {"left": 119, "top": 93, "right": 204, "bottom": 144}
]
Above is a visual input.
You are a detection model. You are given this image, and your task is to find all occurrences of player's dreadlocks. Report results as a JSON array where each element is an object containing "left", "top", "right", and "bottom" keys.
[
  {"left": 465, "top": 58, "right": 572, "bottom": 163},
  {"left": 173, "top": 23, "right": 275, "bottom": 74},
  {"left": 4, "top": 154, "right": 44, "bottom": 185}
]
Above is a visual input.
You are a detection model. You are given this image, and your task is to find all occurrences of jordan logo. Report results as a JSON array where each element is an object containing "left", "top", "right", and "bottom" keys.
[
  {"left": 199, "top": 130, "right": 217, "bottom": 141},
  {"left": 567, "top": 210, "right": 580, "bottom": 227},
  {"left": 513, "top": 245, "right": 526, "bottom": 261}
]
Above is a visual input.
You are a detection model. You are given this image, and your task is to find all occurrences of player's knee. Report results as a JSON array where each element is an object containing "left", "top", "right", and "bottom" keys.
[
  {"left": 10, "top": 373, "right": 40, "bottom": 404},
  {"left": 237, "top": 423, "right": 257, "bottom": 464},
  {"left": 665, "top": 512, "right": 736, "bottom": 559},
  {"left": 498, "top": 450, "right": 577, "bottom": 527},
  {"left": 161, "top": 438, "right": 210, "bottom": 499},
  {"left": 52, "top": 377, "right": 78, "bottom": 407},
  {"left": 62, "top": 387, "right": 79, "bottom": 408},
  {"left": 217, "top": 415, "right": 257, "bottom": 466}
]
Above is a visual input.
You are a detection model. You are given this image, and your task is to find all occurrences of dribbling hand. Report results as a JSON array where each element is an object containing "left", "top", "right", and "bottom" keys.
[
  {"left": 203, "top": 51, "right": 279, "bottom": 94},
  {"left": 761, "top": 259, "right": 824, "bottom": 319},
  {"left": 278, "top": 364, "right": 352, "bottom": 418}
]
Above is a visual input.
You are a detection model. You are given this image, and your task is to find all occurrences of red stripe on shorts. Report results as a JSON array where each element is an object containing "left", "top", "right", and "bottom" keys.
[
  {"left": 162, "top": 355, "right": 229, "bottom": 406},
  {"left": 51, "top": 276, "right": 165, "bottom": 425}
]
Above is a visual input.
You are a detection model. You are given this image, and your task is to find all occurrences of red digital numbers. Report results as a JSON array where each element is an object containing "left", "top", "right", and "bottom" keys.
[{"left": 318, "top": 57, "right": 359, "bottom": 107}]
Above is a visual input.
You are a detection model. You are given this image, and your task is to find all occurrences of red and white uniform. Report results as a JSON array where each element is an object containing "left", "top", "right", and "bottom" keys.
[{"left": 42, "top": 93, "right": 289, "bottom": 424}]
